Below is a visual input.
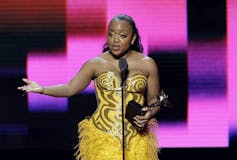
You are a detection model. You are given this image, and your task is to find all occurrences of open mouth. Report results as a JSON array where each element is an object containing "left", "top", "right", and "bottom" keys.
[
  {"left": 112, "top": 46, "right": 120, "bottom": 51},
  {"left": 111, "top": 45, "right": 121, "bottom": 51}
]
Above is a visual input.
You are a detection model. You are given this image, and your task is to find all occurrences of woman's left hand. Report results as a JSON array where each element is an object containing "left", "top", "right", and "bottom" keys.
[{"left": 133, "top": 107, "right": 152, "bottom": 129}]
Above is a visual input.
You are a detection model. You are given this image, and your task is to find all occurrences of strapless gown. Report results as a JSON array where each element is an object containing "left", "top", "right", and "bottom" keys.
[{"left": 74, "top": 72, "right": 159, "bottom": 160}]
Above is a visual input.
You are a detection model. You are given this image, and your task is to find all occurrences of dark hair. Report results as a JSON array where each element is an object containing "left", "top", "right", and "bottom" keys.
[{"left": 103, "top": 14, "right": 144, "bottom": 53}]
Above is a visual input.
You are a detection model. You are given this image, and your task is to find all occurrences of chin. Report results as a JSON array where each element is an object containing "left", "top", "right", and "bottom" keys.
[{"left": 109, "top": 50, "right": 124, "bottom": 58}]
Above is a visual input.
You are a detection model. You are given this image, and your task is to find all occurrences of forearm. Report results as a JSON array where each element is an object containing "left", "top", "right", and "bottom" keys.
[
  {"left": 148, "top": 105, "right": 161, "bottom": 118},
  {"left": 41, "top": 84, "right": 74, "bottom": 97},
  {"left": 147, "top": 95, "right": 161, "bottom": 119}
]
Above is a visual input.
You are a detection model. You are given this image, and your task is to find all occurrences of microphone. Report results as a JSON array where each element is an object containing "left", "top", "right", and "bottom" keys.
[{"left": 119, "top": 58, "right": 128, "bottom": 82}]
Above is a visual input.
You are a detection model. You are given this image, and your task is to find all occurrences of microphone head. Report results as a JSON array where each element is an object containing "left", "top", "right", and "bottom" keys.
[{"left": 119, "top": 58, "right": 128, "bottom": 72}]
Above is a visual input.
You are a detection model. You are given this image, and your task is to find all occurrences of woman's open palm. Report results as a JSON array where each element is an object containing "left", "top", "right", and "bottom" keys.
[{"left": 17, "top": 78, "right": 43, "bottom": 93}]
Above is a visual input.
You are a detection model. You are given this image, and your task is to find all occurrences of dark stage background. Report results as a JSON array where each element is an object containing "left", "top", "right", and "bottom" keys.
[{"left": 0, "top": 0, "right": 236, "bottom": 159}]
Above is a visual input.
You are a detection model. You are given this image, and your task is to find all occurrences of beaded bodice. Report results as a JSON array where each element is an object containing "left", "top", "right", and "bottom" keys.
[{"left": 91, "top": 72, "right": 147, "bottom": 148}]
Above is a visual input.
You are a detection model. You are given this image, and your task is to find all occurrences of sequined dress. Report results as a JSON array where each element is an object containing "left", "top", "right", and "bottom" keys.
[{"left": 75, "top": 72, "right": 159, "bottom": 160}]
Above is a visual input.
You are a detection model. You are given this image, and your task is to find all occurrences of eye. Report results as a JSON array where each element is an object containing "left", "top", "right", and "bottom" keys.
[
  {"left": 120, "top": 35, "right": 127, "bottom": 38},
  {"left": 108, "top": 32, "right": 114, "bottom": 37}
]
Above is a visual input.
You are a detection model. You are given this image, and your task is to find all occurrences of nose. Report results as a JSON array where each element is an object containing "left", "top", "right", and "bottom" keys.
[{"left": 113, "top": 35, "right": 120, "bottom": 43}]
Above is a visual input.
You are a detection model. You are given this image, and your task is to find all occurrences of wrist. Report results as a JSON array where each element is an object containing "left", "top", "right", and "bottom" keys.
[
  {"left": 149, "top": 101, "right": 161, "bottom": 109},
  {"left": 40, "top": 87, "right": 44, "bottom": 94},
  {"left": 147, "top": 108, "right": 157, "bottom": 119},
  {"left": 148, "top": 105, "right": 161, "bottom": 119},
  {"left": 148, "top": 109, "right": 154, "bottom": 119}
]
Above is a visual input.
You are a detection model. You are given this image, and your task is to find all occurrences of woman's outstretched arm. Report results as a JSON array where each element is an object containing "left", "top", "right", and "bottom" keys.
[{"left": 18, "top": 58, "right": 98, "bottom": 97}]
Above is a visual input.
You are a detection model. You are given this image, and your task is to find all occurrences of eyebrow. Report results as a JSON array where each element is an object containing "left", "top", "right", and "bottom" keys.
[{"left": 108, "top": 29, "right": 129, "bottom": 33}]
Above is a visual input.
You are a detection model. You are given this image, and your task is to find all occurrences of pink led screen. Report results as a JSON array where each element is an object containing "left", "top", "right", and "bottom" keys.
[
  {"left": 227, "top": 0, "right": 237, "bottom": 136},
  {"left": 23, "top": 0, "right": 237, "bottom": 148}
]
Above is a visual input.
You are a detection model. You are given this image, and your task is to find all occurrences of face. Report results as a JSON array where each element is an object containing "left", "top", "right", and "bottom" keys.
[{"left": 107, "top": 20, "right": 136, "bottom": 58}]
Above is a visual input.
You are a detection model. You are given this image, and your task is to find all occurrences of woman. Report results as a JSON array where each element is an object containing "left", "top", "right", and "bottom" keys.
[{"left": 18, "top": 14, "right": 161, "bottom": 160}]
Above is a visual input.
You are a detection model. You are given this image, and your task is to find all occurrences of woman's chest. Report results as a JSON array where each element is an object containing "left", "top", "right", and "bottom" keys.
[{"left": 95, "top": 72, "right": 147, "bottom": 93}]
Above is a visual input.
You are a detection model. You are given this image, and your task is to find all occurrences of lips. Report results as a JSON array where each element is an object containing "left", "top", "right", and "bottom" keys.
[{"left": 111, "top": 45, "right": 121, "bottom": 51}]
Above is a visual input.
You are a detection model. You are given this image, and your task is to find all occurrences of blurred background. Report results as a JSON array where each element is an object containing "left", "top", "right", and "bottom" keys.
[{"left": 0, "top": 0, "right": 236, "bottom": 159}]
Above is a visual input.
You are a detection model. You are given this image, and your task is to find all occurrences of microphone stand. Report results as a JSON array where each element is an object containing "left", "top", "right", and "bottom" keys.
[
  {"left": 119, "top": 58, "right": 128, "bottom": 160},
  {"left": 121, "top": 77, "right": 125, "bottom": 160}
]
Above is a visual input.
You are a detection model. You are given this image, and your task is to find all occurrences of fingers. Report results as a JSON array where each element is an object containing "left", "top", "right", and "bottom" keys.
[
  {"left": 22, "top": 78, "right": 32, "bottom": 84},
  {"left": 17, "top": 78, "right": 33, "bottom": 91},
  {"left": 133, "top": 121, "right": 145, "bottom": 128},
  {"left": 17, "top": 85, "right": 30, "bottom": 92},
  {"left": 133, "top": 116, "right": 148, "bottom": 123},
  {"left": 133, "top": 116, "right": 148, "bottom": 128},
  {"left": 18, "top": 78, "right": 32, "bottom": 92},
  {"left": 141, "top": 107, "right": 149, "bottom": 116},
  {"left": 17, "top": 86, "right": 23, "bottom": 90},
  {"left": 141, "top": 107, "right": 149, "bottom": 112},
  {"left": 134, "top": 115, "right": 148, "bottom": 121}
]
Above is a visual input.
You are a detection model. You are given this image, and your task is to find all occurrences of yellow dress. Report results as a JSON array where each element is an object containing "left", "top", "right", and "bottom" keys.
[{"left": 75, "top": 72, "right": 159, "bottom": 160}]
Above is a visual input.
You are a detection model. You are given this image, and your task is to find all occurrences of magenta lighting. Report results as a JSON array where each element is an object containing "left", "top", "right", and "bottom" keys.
[{"left": 25, "top": 0, "right": 233, "bottom": 148}]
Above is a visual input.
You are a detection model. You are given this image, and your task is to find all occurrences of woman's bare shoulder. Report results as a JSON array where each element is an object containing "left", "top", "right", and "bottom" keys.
[
  {"left": 135, "top": 53, "right": 157, "bottom": 66},
  {"left": 81, "top": 53, "right": 109, "bottom": 75},
  {"left": 137, "top": 55, "right": 158, "bottom": 74},
  {"left": 85, "top": 55, "right": 107, "bottom": 65}
]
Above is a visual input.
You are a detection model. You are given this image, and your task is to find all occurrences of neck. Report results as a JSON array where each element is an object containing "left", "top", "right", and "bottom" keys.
[{"left": 110, "top": 50, "right": 133, "bottom": 60}]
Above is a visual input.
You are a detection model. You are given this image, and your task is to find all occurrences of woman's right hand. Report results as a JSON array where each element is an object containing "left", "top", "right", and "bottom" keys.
[{"left": 17, "top": 78, "right": 44, "bottom": 94}]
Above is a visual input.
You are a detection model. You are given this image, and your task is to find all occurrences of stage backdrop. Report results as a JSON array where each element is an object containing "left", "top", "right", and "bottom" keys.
[{"left": 0, "top": 0, "right": 236, "bottom": 150}]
